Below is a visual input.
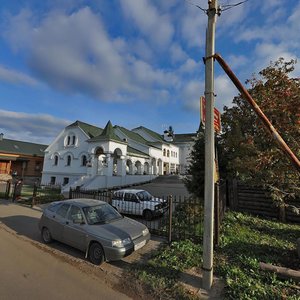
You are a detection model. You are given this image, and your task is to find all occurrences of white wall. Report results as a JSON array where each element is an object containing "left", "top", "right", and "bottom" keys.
[{"left": 41, "top": 127, "right": 91, "bottom": 185}]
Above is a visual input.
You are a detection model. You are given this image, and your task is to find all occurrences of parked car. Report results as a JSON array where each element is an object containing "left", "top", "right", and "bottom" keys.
[
  {"left": 38, "top": 198, "right": 150, "bottom": 265},
  {"left": 111, "top": 189, "right": 168, "bottom": 221}
]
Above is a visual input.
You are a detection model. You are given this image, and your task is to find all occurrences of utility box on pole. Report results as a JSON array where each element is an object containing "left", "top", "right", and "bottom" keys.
[{"left": 202, "top": 0, "right": 219, "bottom": 290}]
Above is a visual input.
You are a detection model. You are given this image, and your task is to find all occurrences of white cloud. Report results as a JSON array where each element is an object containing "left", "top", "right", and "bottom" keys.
[
  {"left": 3, "top": 7, "right": 179, "bottom": 103},
  {"left": 180, "top": 5, "right": 207, "bottom": 49},
  {"left": 182, "top": 80, "right": 204, "bottom": 111},
  {"left": 120, "top": 0, "right": 174, "bottom": 48},
  {"left": 0, "top": 109, "right": 70, "bottom": 144},
  {"left": 0, "top": 65, "right": 37, "bottom": 86},
  {"left": 226, "top": 55, "right": 249, "bottom": 70},
  {"left": 215, "top": 75, "right": 238, "bottom": 110},
  {"left": 178, "top": 58, "right": 199, "bottom": 74},
  {"left": 170, "top": 44, "right": 188, "bottom": 64}
]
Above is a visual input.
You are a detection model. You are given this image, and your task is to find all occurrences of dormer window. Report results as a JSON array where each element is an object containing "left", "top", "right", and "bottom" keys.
[
  {"left": 54, "top": 155, "right": 59, "bottom": 166},
  {"left": 65, "top": 133, "right": 76, "bottom": 147}
]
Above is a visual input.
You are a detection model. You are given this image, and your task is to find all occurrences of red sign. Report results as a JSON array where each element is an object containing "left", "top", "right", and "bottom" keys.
[{"left": 200, "top": 96, "right": 221, "bottom": 132}]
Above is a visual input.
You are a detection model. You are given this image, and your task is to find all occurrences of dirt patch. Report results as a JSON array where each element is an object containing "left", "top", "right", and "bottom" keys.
[{"left": 180, "top": 267, "right": 225, "bottom": 299}]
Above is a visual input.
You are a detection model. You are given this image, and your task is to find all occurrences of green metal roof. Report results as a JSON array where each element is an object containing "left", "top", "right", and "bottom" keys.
[
  {"left": 115, "top": 126, "right": 149, "bottom": 145},
  {"left": 0, "top": 138, "right": 47, "bottom": 157},
  {"left": 133, "top": 126, "right": 164, "bottom": 142},
  {"left": 172, "top": 133, "right": 197, "bottom": 143},
  {"left": 127, "top": 146, "right": 149, "bottom": 158},
  {"left": 89, "top": 121, "right": 126, "bottom": 144},
  {"left": 67, "top": 120, "right": 103, "bottom": 138}
]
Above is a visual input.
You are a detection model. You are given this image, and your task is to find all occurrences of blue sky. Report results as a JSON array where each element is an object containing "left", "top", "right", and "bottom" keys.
[{"left": 0, "top": 0, "right": 299, "bottom": 144}]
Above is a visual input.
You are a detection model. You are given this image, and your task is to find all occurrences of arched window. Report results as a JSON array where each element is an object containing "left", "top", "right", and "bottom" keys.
[
  {"left": 72, "top": 135, "right": 76, "bottom": 145},
  {"left": 67, "top": 155, "right": 71, "bottom": 166},
  {"left": 163, "top": 149, "right": 166, "bottom": 156},
  {"left": 54, "top": 155, "right": 59, "bottom": 166},
  {"left": 67, "top": 136, "right": 71, "bottom": 145},
  {"left": 167, "top": 150, "right": 170, "bottom": 157},
  {"left": 82, "top": 155, "right": 87, "bottom": 166}
]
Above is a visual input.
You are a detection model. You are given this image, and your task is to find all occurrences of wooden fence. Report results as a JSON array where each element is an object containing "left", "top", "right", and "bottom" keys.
[{"left": 227, "top": 179, "right": 300, "bottom": 223}]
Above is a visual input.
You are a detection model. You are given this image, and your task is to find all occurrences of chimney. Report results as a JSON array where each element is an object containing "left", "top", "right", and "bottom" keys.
[{"left": 0, "top": 133, "right": 3, "bottom": 141}]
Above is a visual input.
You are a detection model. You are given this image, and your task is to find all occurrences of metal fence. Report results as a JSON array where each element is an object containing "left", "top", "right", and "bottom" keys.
[
  {"left": 0, "top": 180, "right": 62, "bottom": 206},
  {"left": 69, "top": 187, "right": 210, "bottom": 243}
]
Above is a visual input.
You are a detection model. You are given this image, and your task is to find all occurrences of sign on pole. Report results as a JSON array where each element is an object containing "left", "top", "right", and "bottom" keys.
[{"left": 200, "top": 96, "right": 221, "bottom": 132}]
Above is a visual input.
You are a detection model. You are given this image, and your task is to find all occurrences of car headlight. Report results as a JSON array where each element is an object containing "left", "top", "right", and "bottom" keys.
[
  {"left": 112, "top": 238, "right": 131, "bottom": 248},
  {"left": 142, "top": 228, "right": 149, "bottom": 236}
]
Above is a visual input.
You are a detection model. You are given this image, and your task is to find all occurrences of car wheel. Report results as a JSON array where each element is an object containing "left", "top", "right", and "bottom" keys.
[
  {"left": 143, "top": 210, "right": 153, "bottom": 221},
  {"left": 41, "top": 227, "right": 53, "bottom": 244},
  {"left": 89, "top": 242, "right": 105, "bottom": 265}
]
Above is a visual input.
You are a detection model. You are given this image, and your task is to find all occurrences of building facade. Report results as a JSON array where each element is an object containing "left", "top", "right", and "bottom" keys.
[
  {"left": 41, "top": 121, "right": 196, "bottom": 191},
  {"left": 0, "top": 133, "right": 47, "bottom": 183}
]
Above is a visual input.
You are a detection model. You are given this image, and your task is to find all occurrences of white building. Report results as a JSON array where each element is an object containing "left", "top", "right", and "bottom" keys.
[{"left": 41, "top": 120, "right": 196, "bottom": 191}]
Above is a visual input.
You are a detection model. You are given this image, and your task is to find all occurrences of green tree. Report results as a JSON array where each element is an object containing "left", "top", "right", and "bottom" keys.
[
  {"left": 184, "top": 128, "right": 205, "bottom": 199},
  {"left": 220, "top": 58, "right": 300, "bottom": 208}
]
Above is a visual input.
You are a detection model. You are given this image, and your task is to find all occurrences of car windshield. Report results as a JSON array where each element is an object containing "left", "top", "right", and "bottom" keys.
[
  {"left": 136, "top": 190, "right": 153, "bottom": 201},
  {"left": 83, "top": 204, "right": 123, "bottom": 225}
]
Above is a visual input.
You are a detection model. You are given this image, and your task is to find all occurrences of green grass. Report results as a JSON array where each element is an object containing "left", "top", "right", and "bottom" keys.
[
  {"left": 130, "top": 211, "right": 300, "bottom": 299},
  {"left": 216, "top": 212, "right": 300, "bottom": 300},
  {"left": 130, "top": 240, "right": 203, "bottom": 299}
]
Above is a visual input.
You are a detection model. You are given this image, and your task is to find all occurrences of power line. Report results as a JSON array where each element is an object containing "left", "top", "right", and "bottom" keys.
[
  {"left": 221, "top": 0, "right": 249, "bottom": 12},
  {"left": 184, "top": 0, "right": 206, "bottom": 13},
  {"left": 184, "top": 0, "right": 249, "bottom": 13}
]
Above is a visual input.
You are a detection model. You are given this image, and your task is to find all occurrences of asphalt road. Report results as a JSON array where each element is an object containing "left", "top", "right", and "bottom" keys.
[
  {"left": 0, "top": 200, "right": 132, "bottom": 300},
  {"left": 134, "top": 175, "right": 190, "bottom": 199},
  {"left": 0, "top": 226, "right": 131, "bottom": 300}
]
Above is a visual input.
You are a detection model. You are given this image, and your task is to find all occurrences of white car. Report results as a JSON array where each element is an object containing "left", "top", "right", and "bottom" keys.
[{"left": 111, "top": 189, "right": 168, "bottom": 221}]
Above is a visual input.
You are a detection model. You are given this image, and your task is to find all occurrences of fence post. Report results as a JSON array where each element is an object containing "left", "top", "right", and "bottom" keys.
[
  {"left": 168, "top": 195, "right": 173, "bottom": 244},
  {"left": 31, "top": 183, "right": 37, "bottom": 208},
  {"left": 109, "top": 191, "right": 112, "bottom": 205},
  {"left": 5, "top": 180, "right": 11, "bottom": 199},
  {"left": 279, "top": 205, "right": 286, "bottom": 223},
  {"left": 69, "top": 187, "right": 72, "bottom": 199},
  {"left": 232, "top": 178, "right": 238, "bottom": 209}
]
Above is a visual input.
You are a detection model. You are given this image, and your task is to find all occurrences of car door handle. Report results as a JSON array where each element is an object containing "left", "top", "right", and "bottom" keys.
[
  {"left": 52, "top": 215, "right": 55, "bottom": 218},
  {"left": 66, "top": 221, "right": 69, "bottom": 225}
]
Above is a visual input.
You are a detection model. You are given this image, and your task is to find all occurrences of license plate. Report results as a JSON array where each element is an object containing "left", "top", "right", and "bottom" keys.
[{"left": 134, "top": 240, "right": 146, "bottom": 251}]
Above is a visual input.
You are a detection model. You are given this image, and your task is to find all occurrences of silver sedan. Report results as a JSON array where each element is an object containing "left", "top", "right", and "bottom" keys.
[{"left": 38, "top": 198, "right": 150, "bottom": 265}]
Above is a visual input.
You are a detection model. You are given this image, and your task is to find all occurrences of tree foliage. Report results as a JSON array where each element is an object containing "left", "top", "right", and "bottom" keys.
[
  {"left": 220, "top": 58, "right": 300, "bottom": 206},
  {"left": 184, "top": 128, "right": 205, "bottom": 199}
]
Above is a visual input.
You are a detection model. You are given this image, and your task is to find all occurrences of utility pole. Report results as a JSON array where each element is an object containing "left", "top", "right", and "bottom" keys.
[{"left": 202, "top": 0, "right": 219, "bottom": 290}]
